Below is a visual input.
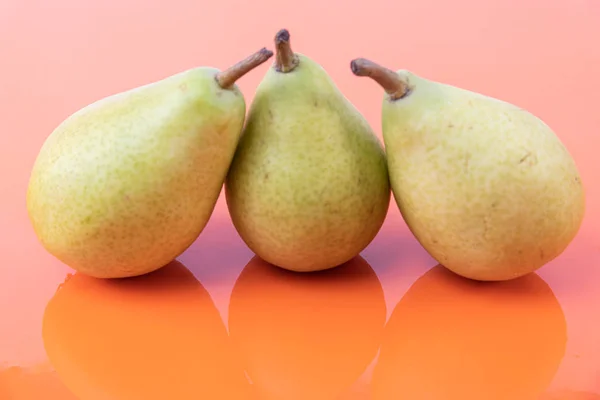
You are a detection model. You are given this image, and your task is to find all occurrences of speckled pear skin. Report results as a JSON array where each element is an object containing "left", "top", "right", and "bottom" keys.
[
  {"left": 225, "top": 54, "right": 390, "bottom": 272},
  {"left": 382, "top": 70, "right": 585, "bottom": 281},
  {"left": 27, "top": 67, "right": 246, "bottom": 278}
]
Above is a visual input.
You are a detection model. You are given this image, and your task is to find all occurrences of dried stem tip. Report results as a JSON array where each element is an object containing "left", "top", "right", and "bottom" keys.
[
  {"left": 274, "top": 29, "right": 299, "bottom": 73},
  {"left": 350, "top": 58, "right": 410, "bottom": 100},
  {"left": 216, "top": 48, "right": 274, "bottom": 89}
]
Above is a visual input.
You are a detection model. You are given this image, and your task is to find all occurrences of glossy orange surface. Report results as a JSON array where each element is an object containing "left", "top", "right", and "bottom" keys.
[{"left": 1, "top": 0, "right": 599, "bottom": 399}]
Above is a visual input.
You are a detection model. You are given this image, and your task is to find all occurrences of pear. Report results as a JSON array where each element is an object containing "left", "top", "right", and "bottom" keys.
[
  {"left": 26, "top": 48, "right": 274, "bottom": 278},
  {"left": 225, "top": 30, "right": 390, "bottom": 272},
  {"left": 350, "top": 58, "right": 585, "bottom": 281}
]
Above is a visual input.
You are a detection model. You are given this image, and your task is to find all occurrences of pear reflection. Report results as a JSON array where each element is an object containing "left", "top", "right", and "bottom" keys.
[
  {"left": 0, "top": 364, "right": 77, "bottom": 399},
  {"left": 541, "top": 391, "right": 600, "bottom": 400},
  {"left": 371, "top": 265, "right": 567, "bottom": 400},
  {"left": 228, "top": 255, "right": 386, "bottom": 400},
  {"left": 42, "top": 260, "right": 252, "bottom": 400}
]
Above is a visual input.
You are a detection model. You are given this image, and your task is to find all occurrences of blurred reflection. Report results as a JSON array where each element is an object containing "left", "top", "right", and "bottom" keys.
[
  {"left": 0, "top": 364, "right": 77, "bottom": 399},
  {"left": 228, "top": 255, "right": 386, "bottom": 400},
  {"left": 42, "top": 260, "right": 253, "bottom": 400},
  {"left": 541, "top": 391, "right": 600, "bottom": 400},
  {"left": 371, "top": 265, "right": 567, "bottom": 400}
]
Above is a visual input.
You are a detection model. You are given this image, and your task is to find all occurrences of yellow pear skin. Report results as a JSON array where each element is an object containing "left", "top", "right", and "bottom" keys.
[
  {"left": 27, "top": 49, "right": 273, "bottom": 278},
  {"left": 351, "top": 58, "right": 585, "bottom": 281},
  {"left": 225, "top": 31, "right": 390, "bottom": 272}
]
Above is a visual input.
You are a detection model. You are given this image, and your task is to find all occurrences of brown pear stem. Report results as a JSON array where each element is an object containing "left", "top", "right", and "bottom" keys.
[
  {"left": 215, "top": 48, "right": 274, "bottom": 89},
  {"left": 274, "top": 29, "right": 299, "bottom": 73},
  {"left": 350, "top": 58, "right": 410, "bottom": 100}
]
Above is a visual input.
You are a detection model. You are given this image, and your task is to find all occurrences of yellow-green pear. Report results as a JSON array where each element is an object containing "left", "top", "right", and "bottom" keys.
[
  {"left": 225, "top": 30, "right": 390, "bottom": 272},
  {"left": 350, "top": 58, "right": 585, "bottom": 281},
  {"left": 27, "top": 48, "right": 274, "bottom": 278}
]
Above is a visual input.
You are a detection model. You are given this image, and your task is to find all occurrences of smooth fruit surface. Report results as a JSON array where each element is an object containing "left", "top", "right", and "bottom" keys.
[
  {"left": 381, "top": 71, "right": 585, "bottom": 280},
  {"left": 226, "top": 50, "right": 390, "bottom": 272},
  {"left": 1, "top": 0, "right": 599, "bottom": 398},
  {"left": 27, "top": 68, "right": 246, "bottom": 278}
]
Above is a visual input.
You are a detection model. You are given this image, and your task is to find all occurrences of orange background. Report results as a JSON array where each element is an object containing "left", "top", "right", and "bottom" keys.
[{"left": 1, "top": 0, "right": 599, "bottom": 398}]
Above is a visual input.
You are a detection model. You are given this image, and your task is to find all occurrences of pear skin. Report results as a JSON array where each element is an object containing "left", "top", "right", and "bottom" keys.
[
  {"left": 351, "top": 58, "right": 585, "bottom": 281},
  {"left": 225, "top": 30, "right": 390, "bottom": 272},
  {"left": 26, "top": 48, "right": 273, "bottom": 278}
]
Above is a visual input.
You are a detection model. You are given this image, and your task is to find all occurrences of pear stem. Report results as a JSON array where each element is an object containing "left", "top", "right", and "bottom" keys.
[
  {"left": 350, "top": 58, "right": 410, "bottom": 100},
  {"left": 274, "top": 29, "right": 299, "bottom": 73},
  {"left": 215, "top": 48, "right": 274, "bottom": 89}
]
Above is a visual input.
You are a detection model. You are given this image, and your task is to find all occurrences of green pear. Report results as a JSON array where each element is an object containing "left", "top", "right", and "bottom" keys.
[
  {"left": 225, "top": 30, "right": 390, "bottom": 272},
  {"left": 27, "top": 48, "right": 274, "bottom": 278},
  {"left": 350, "top": 58, "right": 585, "bottom": 281}
]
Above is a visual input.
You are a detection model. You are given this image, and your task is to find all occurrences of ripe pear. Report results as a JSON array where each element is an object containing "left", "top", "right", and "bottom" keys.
[
  {"left": 350, "top": 58, "right": 585, "bottom": 281},
  {"left": 225, "top": 30, "right": 390, "bottom": 272},
  {"left": 26, "top": 48, "right": 274, "bottom": 278}
]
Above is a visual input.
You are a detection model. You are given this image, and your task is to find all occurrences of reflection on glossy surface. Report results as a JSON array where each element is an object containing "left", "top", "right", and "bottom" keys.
[
  {"left": 372, "top": 265, "right": 567, "bottom": 400},
  {"left": 542, "top": 391, "right": 600, "bottom": 400},
  {"left": 0, "top": 364, "right": 76, "bottom": 399},
  {"left": 0, "top": 0, "right": 599, "bottom": 397},
  {"left": 228, "top": 255, "right": 386, "bottom": 400},
  {"left": 42, "top": 260, "right": 252, "bottom": 400}
]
